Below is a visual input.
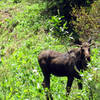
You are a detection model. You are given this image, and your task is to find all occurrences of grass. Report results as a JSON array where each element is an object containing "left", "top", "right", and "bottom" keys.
[{"left": 0, "top": 0, "right": 100, "bottom": 100}]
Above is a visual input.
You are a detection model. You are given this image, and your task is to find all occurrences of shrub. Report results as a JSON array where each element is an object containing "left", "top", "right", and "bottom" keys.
[
  {"left": 72, "top": 0, "right": 100, "bottom": 41},
  {"left": 49, "top": 16, "right": 67, "bottom": 36},
  {"left": 13, "top": 0, "right": 22, "bottom": 3}
]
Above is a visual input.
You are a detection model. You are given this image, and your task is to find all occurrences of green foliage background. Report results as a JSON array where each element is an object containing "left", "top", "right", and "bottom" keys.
[{"left": 0, "top": 0, "right": 100, "bottom": 100}]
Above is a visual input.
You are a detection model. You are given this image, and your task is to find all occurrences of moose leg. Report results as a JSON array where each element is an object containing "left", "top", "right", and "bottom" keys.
[
  {"left": 42, "top": 76, "right": 50, "bottom": 100},
  {"left": 77, "top": 76, "right": 83, "bottom": 89},
  {"left": 78, "top": 81, "right": 82, "bottom": 89},
  {"left": 66, "top": 77, "right": 74, "bottom": 96},
  {"left": 42, "top": 76, "right": 53, "bottom": 100},
  {"left": 40, "top": 63, "right": 53, "bottom": 100}
]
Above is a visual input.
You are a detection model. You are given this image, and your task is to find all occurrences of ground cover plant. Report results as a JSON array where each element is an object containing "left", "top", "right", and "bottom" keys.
[{"left": 0, "top": 0, "right": 100, "bottom": 100}]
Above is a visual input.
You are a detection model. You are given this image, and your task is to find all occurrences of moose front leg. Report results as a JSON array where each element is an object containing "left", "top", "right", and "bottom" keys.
[
  {"left": 76, "top": 75, "right": 83, "bottom": 90},
  {"left": 77, "top": 76, "right": 83, "bottom": 90},
  {"left": 66, "top": 77, "right": 74, "bottom": 96}
]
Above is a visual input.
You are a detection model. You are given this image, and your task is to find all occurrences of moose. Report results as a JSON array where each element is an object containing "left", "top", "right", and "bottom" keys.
[{"left": 38, "top": 39, "right": 92, "bottom": 100}]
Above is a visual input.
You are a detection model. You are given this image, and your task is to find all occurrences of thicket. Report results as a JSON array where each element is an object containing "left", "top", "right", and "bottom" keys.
[
  {"left": 42, "top": 0, "right": 100, "bottom": 44},
  {"left": 0, "top": 0, "right": 100, "bottom": 100},
  {"left": 72, "top": 0, "right": 100, "bottom": 41},
  {"left": 43, "top": 0, "right": 94, "bottom": 42}
]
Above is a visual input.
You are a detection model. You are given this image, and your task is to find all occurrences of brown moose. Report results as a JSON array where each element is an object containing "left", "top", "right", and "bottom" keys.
[{"left": 38, "top": 39, "right": 91, "bottom": 100}]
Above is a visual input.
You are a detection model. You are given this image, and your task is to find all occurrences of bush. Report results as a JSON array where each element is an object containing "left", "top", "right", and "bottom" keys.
[
  {"left": 72, "top": 0, "right": 100, "bottom": 41},
  {"left": 49, "top": 15, "right": 68, "bottom": 36},
  {"left": 13, "top": 0, "right": 22, "bottom": 3}
]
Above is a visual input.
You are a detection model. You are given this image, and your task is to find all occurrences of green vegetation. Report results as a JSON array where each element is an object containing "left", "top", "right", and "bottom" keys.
[{"left": 0, "top": 0, "right": 100, "bottom": 100}]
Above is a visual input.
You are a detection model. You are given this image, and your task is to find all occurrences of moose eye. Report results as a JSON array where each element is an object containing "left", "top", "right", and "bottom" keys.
[
  {"left": 88, "top": 48, "right": 90, "bottom": 51},
  {"left": 82, "top": 49, "right": 84, "bottom": 52}
]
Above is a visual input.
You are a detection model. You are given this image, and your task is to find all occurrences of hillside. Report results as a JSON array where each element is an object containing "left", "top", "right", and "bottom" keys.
[{"left": 0, "top": 0, "right": 100, "bottom": 100}]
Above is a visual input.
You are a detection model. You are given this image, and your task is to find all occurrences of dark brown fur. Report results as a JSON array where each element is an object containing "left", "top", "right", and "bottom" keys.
[{"left": 38, "top": 41, "right": 91, "bottom": 100}]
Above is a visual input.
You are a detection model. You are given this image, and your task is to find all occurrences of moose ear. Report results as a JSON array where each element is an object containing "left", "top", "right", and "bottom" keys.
[
  {"left": 90, "top": 42, "right": 95, "bottom": 46},
  {"left": 88, "top": 38, "right": 92, "bottom": 44}
]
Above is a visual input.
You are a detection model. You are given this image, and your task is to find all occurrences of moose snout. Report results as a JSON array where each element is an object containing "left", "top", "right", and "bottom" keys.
[
  {"left": 84, "top": 49, "right": 91, "bottom": 62},
  {"left": 86, "top": 56, "right": 91, "bottom": 62}
]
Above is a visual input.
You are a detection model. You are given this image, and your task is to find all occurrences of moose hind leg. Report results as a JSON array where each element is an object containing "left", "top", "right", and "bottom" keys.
[
  {"left": 42, "top": 75, "right": 50, "bottom": 88},
  {"left": 42, "top": 76, "right": 53, "bottom": 100},
  {"left": 41, "top": 65, "right": 53, "bottom": 100},
  {"left": 42, "top": 76, "right": 50, "bottom": 100}
]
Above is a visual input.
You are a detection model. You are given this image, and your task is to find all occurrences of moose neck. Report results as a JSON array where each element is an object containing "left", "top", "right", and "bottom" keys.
[{"left": 75, "top": 48, "right": 87, "bottom": 70}]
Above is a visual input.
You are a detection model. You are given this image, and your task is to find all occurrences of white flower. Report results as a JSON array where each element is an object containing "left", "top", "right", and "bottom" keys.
[
  {"left": 37, "top": 83, "right": 40, "bottom": 88},
  {"left": 93, "top": 68, "right": 98, "bottom": 71},
  {"left": 32, "top": 69, "right": 37, "bottom": 73},
  {"left": 80, "top": 74, "right": 84, "bottom": 77},
  {"left": 88, "top": 77, "right": 92, "bottom": 81},
  {"left": 32, "top": 69, "right": 39, "bottom": 75}
]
